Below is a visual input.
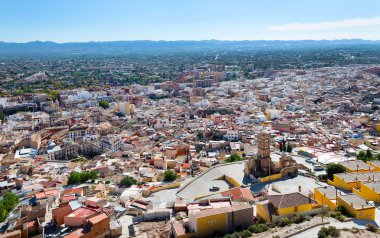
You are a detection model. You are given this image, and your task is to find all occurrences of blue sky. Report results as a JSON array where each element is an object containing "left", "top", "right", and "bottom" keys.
[{"left": 1, "top": 0, "right": 380, "bottom": 42}]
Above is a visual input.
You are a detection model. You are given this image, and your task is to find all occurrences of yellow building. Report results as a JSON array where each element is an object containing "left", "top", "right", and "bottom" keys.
[
  {"left": 367, "top": 160, "right": 380, "bottom": 171},
  {"left": 188, "top": 203, "right": 253, "bottom": 238},
  {"left": 314, "top": 186, "right": 337, "bottom": 210},
  {"left": 328, "top": 171, "right": 380, "bottom": 191},
  {"left": 337, "top": 193, "right": 375, "bottom": 220},
  {"left": 353, "top": 181, "right": 380, "bottom": 203},
  {"left": 256, "top": 192, "right": 326, "bottom": 223},
  {"left": 340, "top": 160, "right": 375, "bottom": 173}
]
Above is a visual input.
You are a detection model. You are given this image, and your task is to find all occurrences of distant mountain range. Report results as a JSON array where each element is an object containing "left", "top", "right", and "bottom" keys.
[{"left": 0, "top": 39, "right": 379, "bottom": 57}]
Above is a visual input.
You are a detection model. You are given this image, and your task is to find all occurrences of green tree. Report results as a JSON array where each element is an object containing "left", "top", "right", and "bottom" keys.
[
  {"left": 50, "top": 90, "right": 59, "bottom": 101},
  {"left": 326, "top": 163, "right": 347, "bottom": 181},
  {"left": 67, "top": 171, "right": 98, "bottom": 185},
  {"left": 164, "top": 170, "right": 178, "bottom": 182},
  {"left": 0, "top": 192, "right": 19, "bottom": 222},
  {"left": 357, "top": 151, "right": 367, "bottom": 161},
  {"left": 196, "top": 131, "right": 204, "bottom": 141},
  {"left": 99, "top": 100, "right": 109, "bottom": 109},
  {"left": 225, "top": 154, "right": 244, "bottom": 163},
  {"left": 366, "top": 149, "right": 373, "bottom": 159},
  {"left": 286, "top": 143, "right": 293, "bottom": 153},
  {"left": 67, "top": 172, "right": 81, "bottom": 185},
  {"left": 0, "top": 112, "right": 4, "bottom": 123},
  {"left": 119, "top": 176, "right": 137, "bottom": 187},
  {"left": 357, "top": 150, "right": 374, "bottom": 162}
]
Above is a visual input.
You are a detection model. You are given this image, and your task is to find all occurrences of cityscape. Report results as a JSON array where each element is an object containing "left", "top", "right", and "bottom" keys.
[{"left": 0, "top": 1, "right": 380, "bottom": 238}]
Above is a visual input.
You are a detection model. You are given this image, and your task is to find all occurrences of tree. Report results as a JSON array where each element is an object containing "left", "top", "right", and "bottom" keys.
[
  {"left": 225, "top": 154, "right": 244, "bottom": 163},
  {"left": 119, "top": 176, "right": 137, "bottom": 187},
  {"left": 0, "top": 112, "right": 4, "bottom": 124},
  {"left": 50, "top": 90, "right": 59, "bottom": 101},
  {"left": 67, "top": 171, "right": 98, "bottom": 185},
  {"left": 164, "top": 170, "right": 177, "bottom": 182},
  {"left": 0, "top": 192, "right": 19, "bottom": 222},
  {"left": 282, "top": 140, "right": 286, "bottom": 152},
  {"left": 286, "top": 143, "right": 293, "bottom": 153},
  {"left": 196, "top": 131, "right": 204, "bottom": 141},
  {"left": 99, "top": 100, "right": 109, "bottom": 109},
  {"left": 366, "top": 149, "right": 373, "bottom": 159},
  {"left": 357, "top": 150, "right": 374, "bottom": 162},
  {"left": 326, "top": 163, "right": 346, "bottom": 181}
]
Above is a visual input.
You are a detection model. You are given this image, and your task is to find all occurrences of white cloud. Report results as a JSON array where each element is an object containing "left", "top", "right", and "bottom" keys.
[{"left": 267, "top": 17, "right": 380, "bottom": 32}]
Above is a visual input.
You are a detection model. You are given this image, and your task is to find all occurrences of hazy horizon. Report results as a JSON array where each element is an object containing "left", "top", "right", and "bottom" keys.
[{"left": 2, "top": 0, "right": 380, "bottom": 43}]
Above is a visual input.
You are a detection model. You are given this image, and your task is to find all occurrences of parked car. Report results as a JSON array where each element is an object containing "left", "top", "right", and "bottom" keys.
[
  {"left": 209, "top": 186, "right": 220, "bottom": 191},
  {"left": 313, "top": 165, "right": 324, "bottom": 171},
  {"left": 306, "top": 158, "right": 313, "bottom": 163}
]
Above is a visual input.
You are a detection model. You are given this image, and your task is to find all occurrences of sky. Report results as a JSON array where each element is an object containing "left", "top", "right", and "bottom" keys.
[{"left": 1, "top": 0, "right": 380, "bottom": 42}]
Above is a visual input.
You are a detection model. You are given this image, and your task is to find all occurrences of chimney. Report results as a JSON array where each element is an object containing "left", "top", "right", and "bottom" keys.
[{"left": 298, "top": 185, "right": 301, "bottom": 192}]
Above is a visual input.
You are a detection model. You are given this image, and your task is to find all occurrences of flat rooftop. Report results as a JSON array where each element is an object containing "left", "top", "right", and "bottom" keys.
[
  {"left": 362, "top": 181, "right": 380, "bottom": 194},
  {"left": 341, "top": 160, "right": 374, "bottom": 171},
  {"left": 266, "top": 175, "right": 327, "bottom": 195},
  {"left": 335, "top": 171, "right": 380, "bottom": 183},
  {"left": 176, "top": 162, "right": 245, "bottom": 201},
  {"left": 315, "top": 186, "right": 337, "bottom": 200},
  {"left": 338, "top": 193, "right": 374, "bottom": 210}
]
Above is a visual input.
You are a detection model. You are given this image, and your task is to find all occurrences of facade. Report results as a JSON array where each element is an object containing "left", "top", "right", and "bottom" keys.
[
  {"left": 68, "top": 126, "right": 90, "bottom": 141},
  {"left": 100, "top": 135, "right": 122, "bottom": 153},
  {"left": 353, "top": 181, "right": 380, "bottom": 203},
  {"left": 188, "top": 203, "right": 253, "bottom": 238},
  {"left": 336, "top": 193, "right": 375, "bottom": 220},
  {"left": 256, "top": 192, "right": 326, "bottom": 223},
  {"left": 328, "top": 171, "right": 380, "bottom": 191},
  {"left": 224, "top": 130, "right": 238, "bottom": 141},
  {"left": 314, "top": 186, "right": 338, "bottom": 210}
]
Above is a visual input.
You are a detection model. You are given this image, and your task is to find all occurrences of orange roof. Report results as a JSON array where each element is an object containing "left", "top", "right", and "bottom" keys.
[
  {"left": 62, "top": 187, "right": 83, "bottom": 195},
  {"left": 67, "top": 207, "right": 97, "bottom": 218},
  {"left": 88, "top": 213, "right": 108, "bottom": 225},
  {"left": 61, "top": 194, "right": 76, "bottom": 202},
  {"left": 182, "top": 163, "right": 191, "bottom": 169},
  {"left": 53, "top": 205, "right": 72, "bottom": 219},
  {"left": 63, "top": 228, "right": 85, "bottom": 238},
  {"left": 27, "top": 220, "right": 37, "bottom": 228},
  {"left": 221, "top": 187, "right": 255, "bottom": 202}
]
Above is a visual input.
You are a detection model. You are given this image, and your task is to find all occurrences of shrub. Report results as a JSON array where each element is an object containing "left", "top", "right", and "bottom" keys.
[
  {"left": 292, "top": 214, "right": 306, "bottom": 224},
  {"left": 99, "top": 100, "right": 109, "bottom": 109},
  {"left": 278, "top": 217, "right": 292, "bottom": 227},
  {"left": 318, "top": 226, "right": 340, "bottom": 238},
  {"left": 366, "top": 223, "right": 378, "bottom": 232},
  {"left": 163, "top": 170, "right": 178, "bottom": 181},
  {"left": 239, "top": 230, "right": 252, "bottom": 238},
  {"left": 119, "top": 176, "right": 137, "bottom": 187},
  {"left": 329, "top": 210, "right": 345, "bottom": 221},
  {"left": 248, "top": 224, "right": 269, "bottom": 233},
  {"left": 224, "top": 154, "right": 243, "bottom": 163}
]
